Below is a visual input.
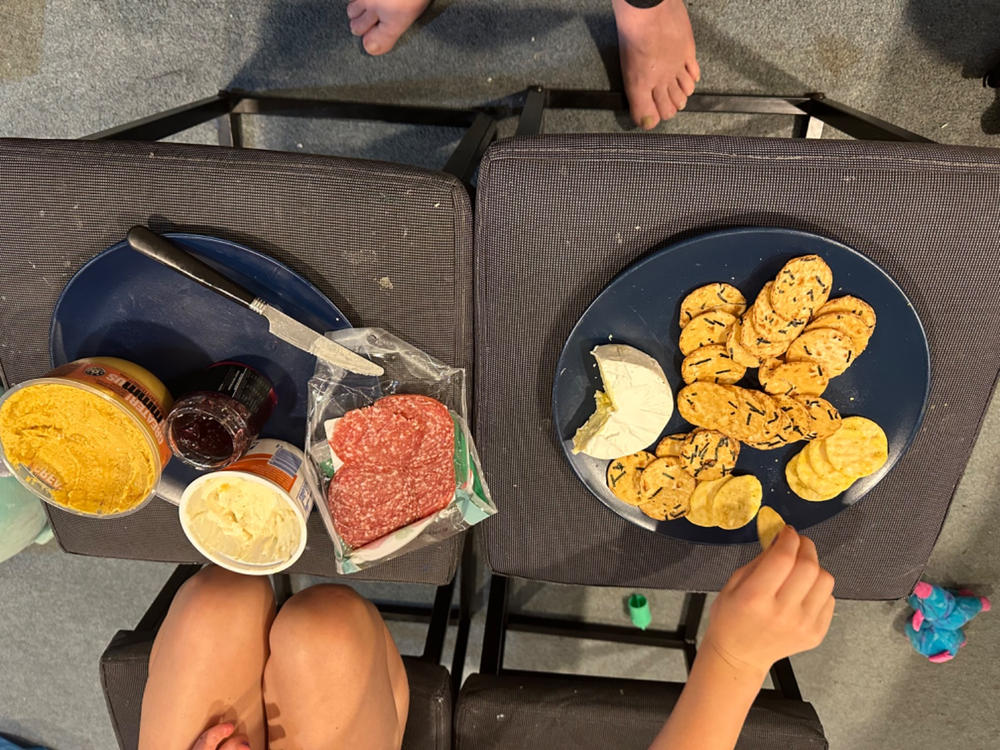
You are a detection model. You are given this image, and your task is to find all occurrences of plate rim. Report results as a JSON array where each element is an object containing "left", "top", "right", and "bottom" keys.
[
  {"left": 551, "top": 226, "right": 931, "bottom": 545},
  {"left": 48, "top": 231, "right": 349, "bottom": 367}
]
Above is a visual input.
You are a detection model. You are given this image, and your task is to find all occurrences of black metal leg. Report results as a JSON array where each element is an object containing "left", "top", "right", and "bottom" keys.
[
  {"left": 680, "top": 592, "right": 706, "bottom": 673},
  {"left": 769, "top": 657, "right": 803, "bottom": 701},
  {"left": 515, "top": 86, "right": 546, "bottom": 137},
  {"left": 421, "top": 578, "right": 456, "bottom": 664},
  {"left": 795, "top": 94, "right": 932, "bottom": 142},
  {"left": 227, "top": 89, "right": 480, "bottom": 128},
  {"left": 442, "top": 112, "right": 498, "bottom": 185},
  {"left": 272, "top": 572, "right": 293, "bottom": 607},
  {"left": 986, "top": 68, "right": 999, "bottom": 89},
  {"left": 792, "top": 114, "right": 825, "bottom": 140},
  {"left": 84, "top": 93, "right": 232, "bottom": 141},
  {"left": 480, "top": 575, "right": 509, "bottom": 675},
  {"left": 450, "top": 536, "right": 478, "bottom": 693},
  {"left": 229, "top": 111, "right": 244, "bottom": 149}
]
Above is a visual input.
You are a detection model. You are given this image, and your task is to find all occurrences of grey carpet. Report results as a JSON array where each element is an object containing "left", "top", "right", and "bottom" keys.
[{"left": 1, "top": 1, "right": 998, "bottom": 748}]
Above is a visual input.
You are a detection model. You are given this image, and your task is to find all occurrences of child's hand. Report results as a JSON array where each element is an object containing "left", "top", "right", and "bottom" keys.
[
  {"left": 703, "top": 525, "right": 835, "bottom": 677},
  {"left": 190, "top": 723, "right": 250, "bottom": 750}
]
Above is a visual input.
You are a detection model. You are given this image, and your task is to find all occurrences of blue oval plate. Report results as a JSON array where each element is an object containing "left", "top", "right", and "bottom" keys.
[
  {"left": 552, "top": 228, "right": 930, "bottom": 545},
  {"left": 50, "top": 233, "right": 349, "bottom": 503}
]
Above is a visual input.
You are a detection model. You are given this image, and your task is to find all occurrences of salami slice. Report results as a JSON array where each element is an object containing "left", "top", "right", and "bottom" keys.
[{"left": 328, "top": 394, "right": 455, "bottom": 548}]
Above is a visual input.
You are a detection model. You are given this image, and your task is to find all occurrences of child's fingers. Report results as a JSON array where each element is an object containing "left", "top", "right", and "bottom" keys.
[
  {"left": 743, "top": 525, "right": 800, "bottom": 595},
  {"left": 218, "top": 736, "right": 251, "bottom": 750},
  {"left": 815, "top": 593, "right": 836, "bottom": 638},
  {"left": 775, "top": 535, "right": 820, "bottom": 606},
  {"left": 192, "top": 723, "right": 235, "bottom": 750},
  {"left": 722, "top": 557, "right": 760, "bottom": 592},
  {"left": 802, "top": 568, "right": 836, "bottom": 617}
]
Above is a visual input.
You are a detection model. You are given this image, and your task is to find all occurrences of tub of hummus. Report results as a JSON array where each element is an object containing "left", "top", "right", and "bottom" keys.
[
  {"left": 179, "top": 438, "right": 317, "bottom": 575},
  {"left": 0, "top": 357, "right": 172, "bottom": 517}
]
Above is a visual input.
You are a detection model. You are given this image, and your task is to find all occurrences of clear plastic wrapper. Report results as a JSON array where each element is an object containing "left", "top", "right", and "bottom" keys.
[{"left": 307, "top": 328, "right": 495, "bottom": 573}]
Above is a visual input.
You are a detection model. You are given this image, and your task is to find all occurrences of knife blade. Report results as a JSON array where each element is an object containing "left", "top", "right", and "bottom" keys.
[
  {"left": 251, "top": 300, "right": 384, "bottom": 376},
  {"left": 126, "top": 226, "right": 384, "bottom": 377}
]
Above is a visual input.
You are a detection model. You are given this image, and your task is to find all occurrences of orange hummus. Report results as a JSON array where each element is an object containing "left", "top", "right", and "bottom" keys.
[{"left": 0, "top": 383, "right": 157, "bottom": 514}]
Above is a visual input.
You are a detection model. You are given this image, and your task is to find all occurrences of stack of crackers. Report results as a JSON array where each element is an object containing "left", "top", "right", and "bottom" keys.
[
  {"left": 786, "top": 416, "right": 887, "bottom": 502},
  {"left": 605, "top": 253, "right": 889, "bottom": 528}
]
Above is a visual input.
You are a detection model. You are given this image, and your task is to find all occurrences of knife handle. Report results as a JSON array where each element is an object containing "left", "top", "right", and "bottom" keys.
[{"left": 127, "top": 226, "right": 257, "bottom": 309}]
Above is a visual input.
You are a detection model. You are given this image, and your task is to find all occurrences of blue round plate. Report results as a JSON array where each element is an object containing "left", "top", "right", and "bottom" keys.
[
  {"left": 50, "top": 233, "right": 349, "bottom": 503},
  {"left": 552, "top": 228, "right": 930, "bottom": 544}
]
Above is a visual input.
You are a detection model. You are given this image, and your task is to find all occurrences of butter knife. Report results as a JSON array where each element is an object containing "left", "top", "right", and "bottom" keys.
[{"left": 126, "top": 226, "right": 383, "bottom": 377}]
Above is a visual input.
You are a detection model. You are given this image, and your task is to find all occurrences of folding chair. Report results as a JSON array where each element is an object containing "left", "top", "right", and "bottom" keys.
[
  {"left": 100, "top": 565, "right": 452, "bottom": 750},
  {"left": 459, "top": 87, "right": 1000, "bottom": 747}
]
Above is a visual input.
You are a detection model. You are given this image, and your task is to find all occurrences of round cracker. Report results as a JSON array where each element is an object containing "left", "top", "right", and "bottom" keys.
[
  {"left": 786, "top": 454, "right": 839, "bottom": 502},
  {"left": 804, "top": 440, "right": 857, "bottom": 484},
  {"left": 769, "top": 255, "right": 833, "bottom": 321},
  {"left": 655, "top": 433, "right": 690, "bottom": 458},
  {"left": 686, "top": 476, "right": 730, "bottom": 527},
  {"left": 805, "top": 312, "right": 872, "bottom": 355},
  {"left": 741, "top": 392, "right": 792, "bottom": 449},
  {"left": 785, "top": 328, "right": 855, "bottom": 378},
  {"left": 772, "top": 394, "right": 812, "bottom": 442},
  {"left": 820, "top": 416, "right": 888, "bottom": 477},
  {"left": 607, "top": 451, "right": 655, "bottom": 506},
  {"left": 723, "top": 386, "right": 772, "bottom": 442},
  {"left": 762, "top": 361, "right": 829, "bottom": 398},
  {"left": 681, "top": 344, "right": 746, "bottom": 385},
  {"left": 679, "top": 310, "right": 738, "bottom": 356},
  {"left": 815, "top": 295, "right": 876, "bottom": 331},
  {"left": 751, "top": 282, "right": 808, "bottom": 342},
  {"left": 639, "top": 456, "right": 697, "bottom": 520},
  {"left": 712, "top": 474, "right": 763, "bottom": 530},
  {"left": 757, "top": 357, "right": 783, "bottom": 390},
  {"left": 739, "top": 313, "right": 791, "bottom": 358},
  {"left": 677, "top": 383, "right": 745, "bottom": 436},
  {"left": 679, "top": 429, "right": 740, "bottom": 481},
  {"left": 679, "top": 283, "right": 747, "bottom": 328},
  {"left": 726, "top": 321, "right": 763, "bottom": 368},
  {"left": 794, "top": 396, "right": 842, "bottom": 440},
  {"left": 756, "top": 506, "right": 785, "bottom": 550},
  {"left": 795, "top": 445, "right": 854, "bottom": 498}
]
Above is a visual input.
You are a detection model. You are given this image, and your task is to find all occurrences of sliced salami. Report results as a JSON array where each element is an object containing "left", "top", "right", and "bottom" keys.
[{"left": 328, "top": 394, "right": 455, "bottom": 548}]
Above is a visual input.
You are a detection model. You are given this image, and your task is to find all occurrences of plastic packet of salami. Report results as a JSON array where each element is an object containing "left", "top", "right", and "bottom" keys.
[{"left": 306, "top": 328, "right": 495, "bottom": 574}]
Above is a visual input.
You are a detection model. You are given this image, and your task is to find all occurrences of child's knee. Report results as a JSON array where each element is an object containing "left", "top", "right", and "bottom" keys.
[
  {"left": 175, "top": 565, "right": 274, "bottom": 618},
  {"left": 269, "top": 585, "right": 378, "bottom": 657}
]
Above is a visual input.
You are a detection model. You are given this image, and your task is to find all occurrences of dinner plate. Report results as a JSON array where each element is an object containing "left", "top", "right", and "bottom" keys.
[
  {"left": 552, "top": 228, "right": 930, "bottom": 544},
  {"left": 51, "top": 233, "right": 349, "bottom": 504}
]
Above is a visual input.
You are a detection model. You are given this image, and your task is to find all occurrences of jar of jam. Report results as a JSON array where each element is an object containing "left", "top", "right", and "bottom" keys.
[{"left": 165, "top": 361, "right": 277, "bottom": 469}]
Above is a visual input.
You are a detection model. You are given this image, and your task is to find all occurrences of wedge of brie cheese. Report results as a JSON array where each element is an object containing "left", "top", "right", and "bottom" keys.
[{"left": 572, "top": 344, "right": 673, "bottom": 459}]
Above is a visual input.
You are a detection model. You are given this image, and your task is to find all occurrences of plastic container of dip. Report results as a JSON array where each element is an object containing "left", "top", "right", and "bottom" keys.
[
  {"left": 0, "top": 357, "right": 172, "bottom": 517},
  {"left": 179, "top": 438, "right": 318, "bottom": 575}
]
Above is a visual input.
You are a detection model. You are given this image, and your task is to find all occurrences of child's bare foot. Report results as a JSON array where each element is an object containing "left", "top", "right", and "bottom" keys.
[
  {"left": 347, "top": 0, "right": 431, "bottom": 56},
  {"left": 612, "top": 0, "right": 700, "bottom": 129}
]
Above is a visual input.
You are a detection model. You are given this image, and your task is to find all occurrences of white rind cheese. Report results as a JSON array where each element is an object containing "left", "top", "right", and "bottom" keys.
[{"left": 572, "top": 344, "right": 673, "bottom": 459}]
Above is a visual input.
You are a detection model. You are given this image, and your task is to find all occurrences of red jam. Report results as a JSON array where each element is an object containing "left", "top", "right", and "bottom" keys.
[{"left": 165, "top": 361, "right": 277, "bottom": 469}]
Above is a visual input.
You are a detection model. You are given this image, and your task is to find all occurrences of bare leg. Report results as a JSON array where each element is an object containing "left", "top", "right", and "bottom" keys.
[
  {"left": 613, "top": 0, "right": 700, "bottom": 128},
  {"left": 346, "top": 0, "right": 432, "bottom": 56},
  {"left": 139, "top": 566, "right": 275, "bottom": 750},
  {"left": 263, "top": 585, "right": 409, "bottom": 750}
]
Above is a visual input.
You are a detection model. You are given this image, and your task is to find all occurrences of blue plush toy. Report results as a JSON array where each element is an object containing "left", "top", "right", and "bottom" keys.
[{"left": 904, "top": 581, "right": 990, "bottom": 663}]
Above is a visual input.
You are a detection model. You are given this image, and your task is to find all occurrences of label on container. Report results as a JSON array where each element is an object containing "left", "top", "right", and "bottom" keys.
[
  {"left": 182, "top": 361, "right": 277, "bottom": 436},
  {"left": 47, "top": 361, "right": 172, "bottom": 466},
  {"left": 224, "top": 438, "right": 318, "bottom": 516}
]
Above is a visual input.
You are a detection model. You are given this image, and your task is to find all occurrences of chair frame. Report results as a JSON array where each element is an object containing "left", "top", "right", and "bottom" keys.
[{"left": 477, "top": 575, "right": 803, "bottom": 702}]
